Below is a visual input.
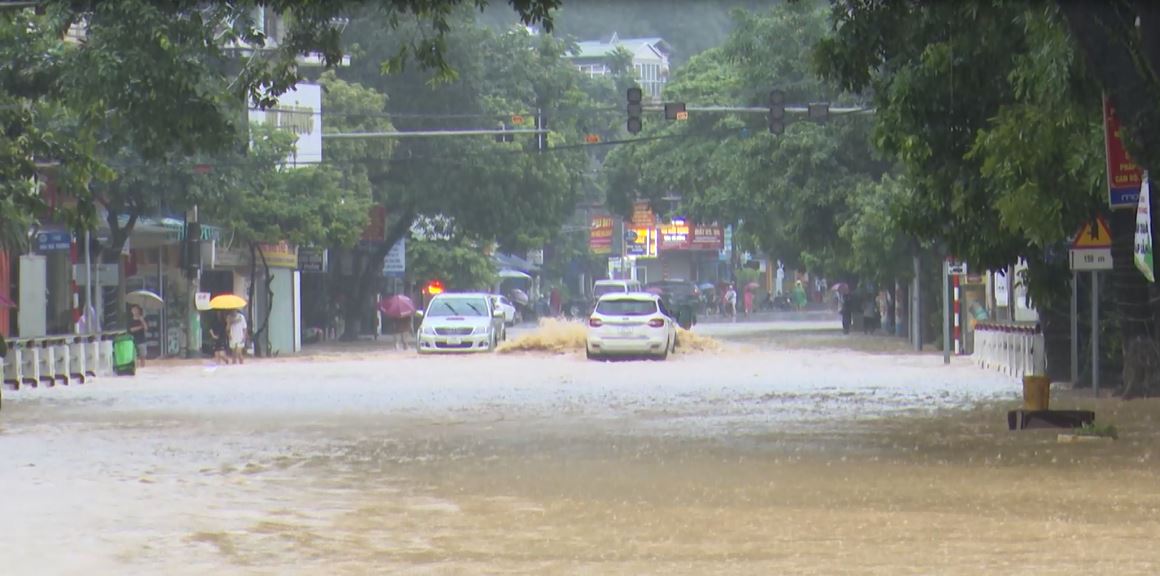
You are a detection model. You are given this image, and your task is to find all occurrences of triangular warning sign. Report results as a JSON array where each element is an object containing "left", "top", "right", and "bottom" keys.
[{"left": 1073, "top": 216, "right": 1113, "bottom": 249}]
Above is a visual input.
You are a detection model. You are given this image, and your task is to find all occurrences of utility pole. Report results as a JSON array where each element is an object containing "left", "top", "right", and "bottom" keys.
[{"left": 185, "top": 206, "right": 201, "bottom": 359}]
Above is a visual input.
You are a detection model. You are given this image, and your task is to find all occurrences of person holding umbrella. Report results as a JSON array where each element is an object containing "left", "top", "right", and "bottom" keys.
[
  {"left": 128, "top": 304, "right": 149, "bottom": 367},
  {"left": 379, "top": 294, "right": 417, "bottom": 350}
]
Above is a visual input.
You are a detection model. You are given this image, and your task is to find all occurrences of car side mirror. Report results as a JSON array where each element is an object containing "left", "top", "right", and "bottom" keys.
[
  {"left": 415, "top": 310, "right": 424, "bottom": 319},
  {"left": 493, "top": 309, "right": 504, "bottom": 318}
]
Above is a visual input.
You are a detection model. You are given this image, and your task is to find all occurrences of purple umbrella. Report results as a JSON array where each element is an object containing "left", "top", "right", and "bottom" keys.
[{"left": 378, "top": 294, "right": 417, "bottom": 319}]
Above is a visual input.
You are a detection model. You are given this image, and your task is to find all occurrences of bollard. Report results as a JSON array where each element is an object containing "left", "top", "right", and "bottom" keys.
[
  {"left": 68, "top": 336, "right": 87, "bottom": 384},
  {"left": 19, "top": 341, "right": 41, "bottom": 388},
  {"left": 99, "top": 334, "right": 115, "bottom": 377},
  {"left": 84, "top": 335, "right": 99, "bottom": 380},
  {"left": 52, "top": 338, "right": 71, "bottom": 386}
]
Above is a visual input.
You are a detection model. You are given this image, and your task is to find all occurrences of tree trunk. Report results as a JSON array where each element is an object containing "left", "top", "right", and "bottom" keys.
[
  {"left": 1110, "top": 210, "right": 1160, "bottom": 397},
  {"left": 343, "top": 208, "right": 416, "bottom": 341},
  {"left": 248, "top": 241, "right": 276, "bottom": 358},
  {"left": 104, "top": 208, "right": 138, "bottom": 330}
]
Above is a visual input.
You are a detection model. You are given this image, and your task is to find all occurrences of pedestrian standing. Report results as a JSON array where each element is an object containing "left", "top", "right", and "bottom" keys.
[
  {"left": 725, "top": 285, "right": 738, "bottom": 322},
  {"left": 228, "top": 310, "right": 248, "bottom": 364},
  {"left": 209, "top": 311, "right": 228, "bottom": 364}
]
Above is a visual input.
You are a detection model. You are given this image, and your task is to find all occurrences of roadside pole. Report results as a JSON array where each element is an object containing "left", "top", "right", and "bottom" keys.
[
  {"left": 1091, "top": 270, "right": 1099, "bottom": 396},
  {"left": 1070, "top": 271, "right": 1078, "bottom": 385},
  {"left": 185, "top": 206, "right": 202, "bottom": 359},
  {"left": 912, "top": 252, "right": 922, "bottom": 351},
  {"left": 1068, "top": 215, "right": 1112, "bottom": 395},
  {"left": 942, "top": 259, "right": 950, "bottom": 365}
]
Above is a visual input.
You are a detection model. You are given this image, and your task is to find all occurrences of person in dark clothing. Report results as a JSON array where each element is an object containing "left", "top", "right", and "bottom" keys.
[
  {"left": 208, "top": 311, "right": 228, "bottom": 364},
  {"left": 128, "top": 304, "right": 149, "bottom": 367},
  {"left": 839, "top": 292, "right": 853, "bottom": 334}
]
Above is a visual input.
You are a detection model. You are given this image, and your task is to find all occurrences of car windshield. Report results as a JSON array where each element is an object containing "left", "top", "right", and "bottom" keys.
[
  {"left": 595, "top": 299, "right": 657, "bottom": 316},
  {"left": 593, "top": 284, "right": 626, "bottom": 298},
  {"left": 427, "top": 298, "right": 488, "bottom": 317}
]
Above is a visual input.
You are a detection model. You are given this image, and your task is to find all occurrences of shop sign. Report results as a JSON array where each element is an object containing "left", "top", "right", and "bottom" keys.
[
  {"left": 658, "top": 218, "right": 690, "bottom": 251},
  {"left": 626, "top": 226, "right": 657, "bottom": 257},
  {"left": 631, "top": 201, "right": 656, "bottom": 228},
  {"left": 589, "top": 215, "right": 613, "bottom": 255},
  {"left": 360, "top": 205, "right": 387, "bottom": 245},
  {"left": 299, "top": 247, "right": 328, "bottom": 273},
  {"left": 256, "top": 241, "right": 298, "bottom": 269},
  {"left": 36, "top": 229, "right": 72, "bottom": 252},
  {"left": 689, "top": 223, "right": 724, "bottom": 251}
]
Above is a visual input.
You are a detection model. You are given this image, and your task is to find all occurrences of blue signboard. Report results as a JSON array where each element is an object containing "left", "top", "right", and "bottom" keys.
[{"left": 36, "top": 230, "right": 72, "bottom": 252}]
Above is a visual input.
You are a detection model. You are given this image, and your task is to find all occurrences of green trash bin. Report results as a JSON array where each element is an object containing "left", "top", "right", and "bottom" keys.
[{"left": 113, "top": 333, "right": 137, "bottom": 376}]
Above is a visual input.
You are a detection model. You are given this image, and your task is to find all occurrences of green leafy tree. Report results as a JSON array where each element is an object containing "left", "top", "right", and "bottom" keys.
[
  {"left": 814, "top": 2, "right": 1120, "bottom": 385},
  {"left": 407, "top": 236, "right": 497, "bottom": 291},
  {"left": 205, "top": 124, "right": 371, "bottom": 355},
  {"left": 333, "top": 12, "right": 590, "bottom": 337}
]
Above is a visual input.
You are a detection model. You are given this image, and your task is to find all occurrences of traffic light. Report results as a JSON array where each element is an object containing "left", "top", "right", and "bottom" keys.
[
  {"left": 182, "top": 222, "right": 202, "bottom": 276},
  {"left": 768, "top": 89, "right": 785, "bottom": 135},
  {"left": 627, "top": 86, "right": 643, "bottom": 134}
]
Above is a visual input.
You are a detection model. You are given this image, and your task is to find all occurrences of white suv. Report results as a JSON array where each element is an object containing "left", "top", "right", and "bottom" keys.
[{"left": 585, "top": 292, "right": 677, "bottom": 360}]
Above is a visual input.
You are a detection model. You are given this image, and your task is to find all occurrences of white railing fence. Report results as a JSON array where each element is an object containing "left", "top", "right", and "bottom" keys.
[
  {"left": 3, "top": 332, "right": 124, "bottom": 391},
  {"left": 972, "top": 322, "right": 1047, "bottom": 378}
]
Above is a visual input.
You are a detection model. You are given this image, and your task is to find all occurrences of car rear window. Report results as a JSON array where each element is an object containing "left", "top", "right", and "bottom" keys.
[
  {"left": 593, "top": 284, "right": 626, "bottom": 298},
  {"left": 596, "top": 299, "right": 657, "bottom": 316}
]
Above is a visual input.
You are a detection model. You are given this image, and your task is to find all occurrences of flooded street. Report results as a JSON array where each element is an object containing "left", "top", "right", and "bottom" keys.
[{"left": 3, "top": 321, "right": 1160, "bottom": 575}]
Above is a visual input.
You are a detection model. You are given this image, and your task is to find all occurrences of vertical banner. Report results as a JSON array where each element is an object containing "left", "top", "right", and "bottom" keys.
[
  {"left": 1135, "top": 172, "right": 1154, "bottom": 282},
  {"left": 1104, "top": 95, "right": 1145, "bottom": 208}
]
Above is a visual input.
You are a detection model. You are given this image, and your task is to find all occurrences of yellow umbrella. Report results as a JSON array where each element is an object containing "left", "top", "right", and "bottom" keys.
[{"left": 208, "top": 294, "right": 247, "bottom": 310}]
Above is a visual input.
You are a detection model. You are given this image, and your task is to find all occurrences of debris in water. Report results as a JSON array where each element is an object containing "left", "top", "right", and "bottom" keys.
[{"left": 497, "top": 319, "right": 721, "bottom": 354}]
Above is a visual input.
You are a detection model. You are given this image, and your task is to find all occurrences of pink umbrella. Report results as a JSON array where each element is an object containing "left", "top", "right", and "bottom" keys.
[
  {"left": 0, "top": 293, "right": 14, "bottom": 308},
  {"left": 378, "top": 294, "right": 417, "bottom": 319}
]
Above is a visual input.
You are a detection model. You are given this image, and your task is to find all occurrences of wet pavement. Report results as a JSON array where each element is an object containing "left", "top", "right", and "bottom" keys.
[{"left": 2, "top": 320, "right": 1159, "bottom": 575}]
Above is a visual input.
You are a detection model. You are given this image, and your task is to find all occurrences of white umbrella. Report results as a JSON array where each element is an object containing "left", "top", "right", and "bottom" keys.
[
  {"left": 126, "top": 289, "right": 164, "bottom": 309},
  {"left": 498, "top": 269, "right": 532, "bottom": 280}
]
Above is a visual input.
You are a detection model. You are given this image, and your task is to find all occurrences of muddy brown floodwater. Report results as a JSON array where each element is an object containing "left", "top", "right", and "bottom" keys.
[{"left": 2, "top": 323, "right": 1159, "bottom": 575}]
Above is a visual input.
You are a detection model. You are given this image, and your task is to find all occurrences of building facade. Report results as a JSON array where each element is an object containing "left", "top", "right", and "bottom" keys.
[{"left": 569, "top": 33, "right": 671, "bottom": 100}]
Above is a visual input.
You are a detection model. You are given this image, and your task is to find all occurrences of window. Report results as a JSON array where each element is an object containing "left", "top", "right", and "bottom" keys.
[{"left": 596, "top": 299, "right": 658, "bottom": 316}]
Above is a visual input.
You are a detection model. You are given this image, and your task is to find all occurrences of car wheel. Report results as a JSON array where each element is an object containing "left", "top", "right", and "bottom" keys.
[
  {"left": 655, "top": 341, "right": 670, "bottom": 361},
  {"left": 585, "top": 346, "right": 600, "bottom": 361}
]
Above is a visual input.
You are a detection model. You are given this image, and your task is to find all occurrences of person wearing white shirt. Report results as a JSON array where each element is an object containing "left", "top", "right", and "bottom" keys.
[{"left": 227, "top": 311, "right": 248, "bottom": 365}]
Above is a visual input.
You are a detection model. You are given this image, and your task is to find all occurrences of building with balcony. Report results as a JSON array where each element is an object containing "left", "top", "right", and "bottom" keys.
[{"left": 569, "top": 33, "right": 671, "bottom": 100}]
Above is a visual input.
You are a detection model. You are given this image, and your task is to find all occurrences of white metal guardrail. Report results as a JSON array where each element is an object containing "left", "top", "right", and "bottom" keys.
[
  {"left": 2, "top": 332, "right": 125, "bottom": 390},
  {"left": 972, "top": 322, "right": 1047, "bottom": 378}
]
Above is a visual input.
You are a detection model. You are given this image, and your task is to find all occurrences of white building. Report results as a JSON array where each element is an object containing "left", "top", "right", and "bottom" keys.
[{"left": 569, "top": 33, "right": 671, "bottom": 100}]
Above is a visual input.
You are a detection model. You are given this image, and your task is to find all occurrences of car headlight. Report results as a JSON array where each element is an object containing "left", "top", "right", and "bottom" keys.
[
  {"left": 421, "top": 325, "right": 436, "bottom": 336},
  {"left": 472, "top": 326, "right": 490, "bottom": 335}
]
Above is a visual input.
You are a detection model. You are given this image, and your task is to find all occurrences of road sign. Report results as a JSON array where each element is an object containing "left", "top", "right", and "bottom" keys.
[
  {"left": 1070, "top": 248, "right": 1114, "bottom": 270},
  {"left": 1072, "top": 216, "right": 1113, "bottom": 249},
  {"left": 675, "top": 111, "right": 688, "bottom": 121},
  {"left": 584, "top": 134, "right": 600, "bottom": 144},
  {"left": 947, "top": 262, "right": 968, "bottom": 276}
]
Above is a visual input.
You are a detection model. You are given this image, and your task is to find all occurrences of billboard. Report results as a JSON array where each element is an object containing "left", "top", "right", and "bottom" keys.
[
  {"left": 383, "top": 238, "right": 406, "bottom": 278},
  {"left": 248, "top": 83, "right": 322, "bottom": 166},
  {"left": 631, "top": 200, "right": 656, "bottom": 228},
  {"left": 626, "top": 226, "right": 658, "bottom": 257},
  {"left": 589, "top": 215, "right": 613, "bottom": 255},
  {"left": 1104, "top": 95, "right": 1144, "bottom": 208},
  {"left": 657, "top": 219, "right": 724, "bottom": 251}
]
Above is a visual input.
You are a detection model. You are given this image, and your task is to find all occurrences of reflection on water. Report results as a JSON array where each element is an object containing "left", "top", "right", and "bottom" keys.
[{"left": 2, "top": 352, "right": 1160, "bottom": 574}]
